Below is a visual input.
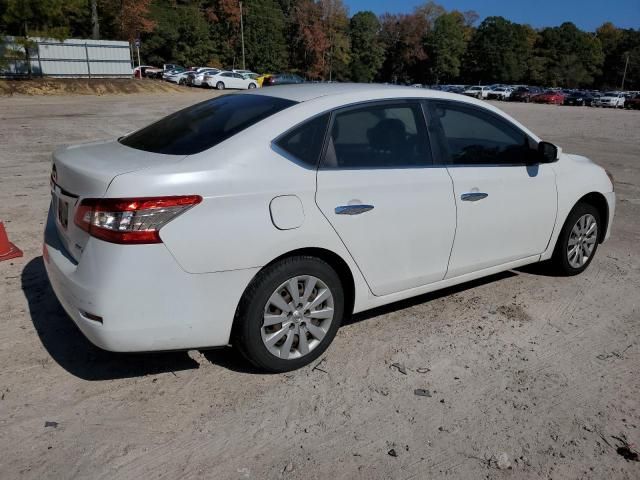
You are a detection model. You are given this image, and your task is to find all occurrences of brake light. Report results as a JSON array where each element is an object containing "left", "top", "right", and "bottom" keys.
[{"left": 74, "top": 195, "right": 202, "bottom": 244}]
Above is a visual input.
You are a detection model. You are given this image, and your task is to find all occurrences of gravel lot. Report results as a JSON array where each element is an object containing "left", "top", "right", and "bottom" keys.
[{"left": 0, "top": 91, "right": 638, "bottom": 479}]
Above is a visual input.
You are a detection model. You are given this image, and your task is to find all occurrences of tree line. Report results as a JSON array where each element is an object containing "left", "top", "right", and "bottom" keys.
[{"left": 1, "top": 0, "right": 638, "bottom": 89}]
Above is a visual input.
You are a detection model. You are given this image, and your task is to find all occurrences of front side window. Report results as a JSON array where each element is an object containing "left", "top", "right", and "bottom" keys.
[
  {"left": 322, "top": 103, "right": 431, "bottom": 169},
  {"left": 430, "top": 101, "right": 531, "bottom": 165},
  {"left": 274, "top": 114, "right": 330, "bottom": 167},
  {"left": 120, "top": 94, "right": 296, "bottom": 155}
]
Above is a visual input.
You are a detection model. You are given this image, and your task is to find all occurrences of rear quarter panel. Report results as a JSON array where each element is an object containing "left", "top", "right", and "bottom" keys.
[{"left": 105, "top": 103, "right": 373, "bottom": 308}]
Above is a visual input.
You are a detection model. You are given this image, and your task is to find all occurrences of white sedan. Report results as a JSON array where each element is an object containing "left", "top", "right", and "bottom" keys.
[
  {"left": 486, "top": 87, "right": 513, "bottom": 100},
  {"left": 190, "top": 68, "right": 220, "bottom": 87},
  {"left": 594, "top": 91, "right": 625, "bottom": 108},
  {"left": 463, "top": 85, "right": 492, "bottom": 99},
  {"left": 44, "top": 84, "right": 615, "bottom": 372},
  {"left": 165, "top": 70, "right": 192, "bottom": 85},
  {"left": 204, "top": 71, "right": 258, "bottom": 90}
]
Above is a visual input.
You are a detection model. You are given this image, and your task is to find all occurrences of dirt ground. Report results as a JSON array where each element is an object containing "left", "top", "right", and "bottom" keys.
[
  {"left": 0, "top": 78, "right": 186, "bottom": 96},
  {"left": 0, "top": 91, "right": 638, "bottom": 479}
]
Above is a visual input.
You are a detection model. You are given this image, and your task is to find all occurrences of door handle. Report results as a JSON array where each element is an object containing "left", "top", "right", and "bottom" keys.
[
  {"left": 335, "top": 204, "right": 374, "bottom": 215},
  {"left": 461, "top": 192, "right": 488, "bottom": 202}
]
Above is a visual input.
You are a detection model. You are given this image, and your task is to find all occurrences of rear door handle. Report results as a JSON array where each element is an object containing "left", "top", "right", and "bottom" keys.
[
  {"left": 461, "top": 192, "right": 488, "bottom": 202},
  {"left": 335, "top": 204, "right": 374, "bottom": 215}
]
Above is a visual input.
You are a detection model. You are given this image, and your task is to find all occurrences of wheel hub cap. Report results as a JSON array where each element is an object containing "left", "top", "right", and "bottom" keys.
[
  {"left": 260, "top": 275, "right": 334, "bottom": 360},
  {"left": 567, "top": 213, "right": 597, "bottom": 268}
]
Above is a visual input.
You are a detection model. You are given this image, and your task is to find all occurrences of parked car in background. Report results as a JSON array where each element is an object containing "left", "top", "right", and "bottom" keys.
[
  {"left": 186, "top": 68, "right": 221, "bottom": 87},
  {"left": 162, "top": 67, "right": 186, "bottom": 80},
  {"left": 142, "top": 66, "right": 163, "bottom": 78},
  {"left": 510, "top": 86, "right": 542, "bottom": 102},
  {"left": 462, "top": 86, "right": 491, "bottom": 99},
  {"left": 44, "top": 84, "right": 615, "bottom": 372},
  {"left": 593, "top": 92, "right": 625, "bottom": 108},
  {"left": 486, "top": 87, "right": 513, "bottom": 101},
  {"left": 439, "top": 85, "right": 466, "bottom": 94},
  {"left": 564, "top": 91, "right": 596, "bottom": 106},
  {"left": 532, "top": 90, "right": 565, "bottom": 105},
  {"left": 242, "top": 72, "right": 260, "bottom": 82},
  {"left": 133, "top": 65, "right": 158, "bottom": 79},
  {"left": 624, "top": 94, "right": 640, "bottom": 110},
  {"left": 143, "top": 64, "right": 181, "bottom": 79},
  {"left": 255, "top": 74, "right": 274, "bottom": 87},
  {"left": 204, "top": 71, "right": 259, "bottom": 90},
  {"left": 166, "top": 69, "right": 194, "bottom": 85},
  {"left": 262, "top": 74, "right": 305, "bottom": 87}
]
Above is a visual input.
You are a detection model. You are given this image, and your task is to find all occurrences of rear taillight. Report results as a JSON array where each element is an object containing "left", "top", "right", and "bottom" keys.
[{"left": 74, "top": 195, "right": 202, "bottom": 244}]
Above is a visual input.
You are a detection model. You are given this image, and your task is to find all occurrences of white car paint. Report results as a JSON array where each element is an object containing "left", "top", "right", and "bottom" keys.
[
  {"left": 191, "top": 68, "right": 220, "bottom": 86},
  {"left": 463, "top": 86, "right": 491, "bottom": 99},
  {"left": 204, "top": 71, "right": 258, "bottom": 90},
  {"left": 594, "top": 92, "right": 625, "bottom": 108},
  {"left": 166, "top": 70, "right": 192, "bottom": 84},
  {"left": 486, "top": 87, "right": 513, "bottom": 100},
  {"left": 44, "top": 84, "right": 615, "bottom": 353}
]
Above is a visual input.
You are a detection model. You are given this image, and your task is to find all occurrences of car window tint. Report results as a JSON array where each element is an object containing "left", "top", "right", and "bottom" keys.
[
  {"left": 120, "top": 94, "right": 296, "bottom": 155},
  {"left": 322, "top": 103, "right": 431, "bottom": 169},
  {"left": 432, "top": 102, "right": 529, "bottom": 165},
  {"left": 275, "top": 114, "right": 330, "bottom": 167}
]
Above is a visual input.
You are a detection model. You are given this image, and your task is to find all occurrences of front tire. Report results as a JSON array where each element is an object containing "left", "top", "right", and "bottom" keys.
[
  {"left": 233, "top": 256, "right": 345, "bottom": 372},
  {"left": 216, "top": 81, "right": 225, "bottom": 90},
  {"left": 248, "top": 83, "right": 257, "bottom": 89},
  {"left": 551, "top": 203, "right": 600, "bottom": 276}
]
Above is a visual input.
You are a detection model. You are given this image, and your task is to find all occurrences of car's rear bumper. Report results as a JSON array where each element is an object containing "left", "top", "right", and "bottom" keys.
[{"left": 43, "top": 206, "right": 258, "bottom": 352}]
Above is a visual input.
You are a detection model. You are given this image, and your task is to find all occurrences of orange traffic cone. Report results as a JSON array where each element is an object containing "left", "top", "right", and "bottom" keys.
[{"left": 0, "top": 222, "right": 23, "bottom": 262}]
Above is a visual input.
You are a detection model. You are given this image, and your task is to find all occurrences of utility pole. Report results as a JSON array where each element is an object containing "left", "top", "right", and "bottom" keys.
[
  {"left": 90, "top": 0, "right": 100, "bottom": 40},
  {"left": 239, "top": 1, "right": 246, "bottom": 70},
  {"left": 621, "top": 53, "right": 629, "bottom": 91}
]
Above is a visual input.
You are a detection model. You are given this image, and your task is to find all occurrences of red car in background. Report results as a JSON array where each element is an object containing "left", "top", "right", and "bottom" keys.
[{"left": 532, "top": 90, "right": 565, "bottom": 105}]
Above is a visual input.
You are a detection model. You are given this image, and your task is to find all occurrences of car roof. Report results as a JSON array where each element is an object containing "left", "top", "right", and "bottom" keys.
[
  {"left": 238, "top": 83, "right": 541, "bottom": 143},
  {"left": 246, "top": 83, "right": 477, "bottom": 103}
]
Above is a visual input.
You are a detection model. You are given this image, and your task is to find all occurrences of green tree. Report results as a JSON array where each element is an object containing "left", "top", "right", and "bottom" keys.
[
  {"left": 243, "top": 0, "right": 288, "bottom": 72},
  {"left": 463, "top": 16, "right": 532, "bottom": 84},
  {"left": 379, "top": 12, "right": 428, "bottom": 83},
  {"left": 141, "top": 1, "right": 211, "bottom": 67},
  {"left": 596, "top": 23, "right": 640, "bottom": 89},
  {"left": 425, "top": 11, "right": 467, "bottom": 84},
  {"left": 1, "top": 0, "right": 86, "bottom": 76},
  {"left": 534, "top": 23, "right": 604, "bottom": 87},
  {"left": 349, "top": 11, "right": 384, "bottom": 82}
]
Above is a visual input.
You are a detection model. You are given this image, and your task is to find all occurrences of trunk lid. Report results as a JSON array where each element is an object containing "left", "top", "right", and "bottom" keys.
[{"left": 50, "top": 139, "right": 184, "bottom": 261}]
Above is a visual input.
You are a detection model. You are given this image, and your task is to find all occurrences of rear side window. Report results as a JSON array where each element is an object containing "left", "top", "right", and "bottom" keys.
[
  {"left": 120, "top": 94, "right": 296, "bottom": 155},
  {"left": 430, "top": 101, "right": 530, "bottom": 165},
  {"left": 322, "top": 103, "right": 431, "bottom": 169},
  {"left": 274, "top": 114, "right": 330, "bottom": 167}
]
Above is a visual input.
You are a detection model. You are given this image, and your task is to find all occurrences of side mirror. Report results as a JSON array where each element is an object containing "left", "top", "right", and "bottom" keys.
[{"left": 538, "top": 141, "right": 558, "bottom": 163}]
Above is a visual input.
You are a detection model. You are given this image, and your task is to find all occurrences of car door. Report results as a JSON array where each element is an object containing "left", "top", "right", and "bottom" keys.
[
  {"left": 232, "top": 72, "right": 246, "bottom": 88},
  {"left": 315, "top": 101, "right": 457, "bottom": 296},
  {"left": 220, "top": 72, "right": 235, "bottom": 88},
  {"left": 426, "top": 100, "right": 557, "bottom": 278}
]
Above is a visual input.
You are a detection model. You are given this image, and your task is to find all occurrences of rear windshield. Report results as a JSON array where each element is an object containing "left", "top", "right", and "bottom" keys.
[{"left": 120, "top": 94, "right": 296, "bottom": 155}]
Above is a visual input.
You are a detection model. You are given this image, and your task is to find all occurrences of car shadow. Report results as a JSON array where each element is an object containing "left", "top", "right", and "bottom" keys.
[
  {"left": 345, "top": 270, "right": 517, "bottom": 326},
  {"left": 22, "top": 256, "right": 200, "bottom": 381},
  {"left": 23, "top": 256, "right": 534, "bottom": 379}
]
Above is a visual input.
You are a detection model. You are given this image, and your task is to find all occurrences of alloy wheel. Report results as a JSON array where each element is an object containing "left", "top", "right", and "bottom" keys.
[
  {"left": 567, "top": 214, "right": 598, "bottom": 268},
  {"left": 260, "top": 275, "right": 334, "bottom": 360}
]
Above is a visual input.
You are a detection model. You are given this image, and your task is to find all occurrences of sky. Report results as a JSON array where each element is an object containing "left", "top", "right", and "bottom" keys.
[{"left": 344, "top": 0, "right": 640, "bottom": 31}]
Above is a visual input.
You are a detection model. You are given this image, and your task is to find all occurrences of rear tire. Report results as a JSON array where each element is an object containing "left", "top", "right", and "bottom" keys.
[
  {"left": 216, "top": 81, "right": 225, "bottom": 90},
  {"left": 233, "top": 256, "right": 345, "bottom": 373},
  {"left": 551, "top": 203, "right": 600, "bottom": 276}
]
